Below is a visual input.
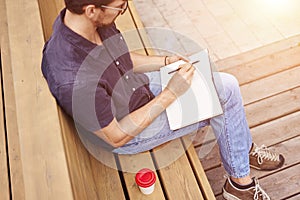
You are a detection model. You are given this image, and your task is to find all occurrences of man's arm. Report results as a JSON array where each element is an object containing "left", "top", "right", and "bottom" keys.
[
  {"left": 130, "top": 52, "right": 186, "bottom": 73},
  {"left": 94, "top": 62, "right": 195, "bottom": 148}
]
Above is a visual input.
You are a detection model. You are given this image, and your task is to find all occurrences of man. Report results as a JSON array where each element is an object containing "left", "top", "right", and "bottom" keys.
[{"left": 41, "top": 0, "right": 284, "bottom": 199}]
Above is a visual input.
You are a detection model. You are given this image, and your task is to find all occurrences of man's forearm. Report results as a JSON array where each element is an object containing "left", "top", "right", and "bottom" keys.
[
  {"left": 118, "top": 88, "right": 176, "bottom": 138},
  {"left": 98, "top": 88, "right": 176, "bottom": 147},
  {"left": 130, "top": 52, "right": 165, "bottom": 73}
]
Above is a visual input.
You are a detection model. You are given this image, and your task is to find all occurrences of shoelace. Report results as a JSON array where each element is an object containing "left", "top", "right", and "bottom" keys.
[
  {"left": 250, "top": 144, "right": 280, "bottom": 164},
  {"left": 223, "top": 175, "right": 271, "bottom": 200},
  {"left": 253, "top": 179, "right": 270, "bottom": 200}
]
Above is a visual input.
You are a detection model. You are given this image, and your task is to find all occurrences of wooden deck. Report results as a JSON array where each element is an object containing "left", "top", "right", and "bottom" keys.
[{"left": 192, "top": 38, "right": 300, "bottom": 199}]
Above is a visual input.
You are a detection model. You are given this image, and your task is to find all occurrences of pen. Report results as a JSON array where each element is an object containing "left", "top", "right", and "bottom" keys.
[{"left": 168, "top": 60, "right": 200, "bottom": 74}]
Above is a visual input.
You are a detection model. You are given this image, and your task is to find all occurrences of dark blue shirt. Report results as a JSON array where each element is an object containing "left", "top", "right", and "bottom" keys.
[{"left": 42, "top": 9, "right": 154, "bottom": 133}]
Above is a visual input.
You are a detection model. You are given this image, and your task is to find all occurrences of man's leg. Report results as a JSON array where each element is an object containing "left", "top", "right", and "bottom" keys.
[
  {"left": 211, "top": 72, "right": 274, "bottom": 199},
  {"left": 210, "top": 72, "right": 252, "bottom": 180}
]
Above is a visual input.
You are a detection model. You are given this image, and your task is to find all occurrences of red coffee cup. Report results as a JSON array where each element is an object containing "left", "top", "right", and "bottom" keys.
[{"left": 135, "top": 168, "right": 156, "bottom": 195}]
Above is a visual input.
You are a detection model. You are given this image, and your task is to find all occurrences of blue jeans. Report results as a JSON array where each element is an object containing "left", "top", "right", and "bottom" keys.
[{"left": 113, "top": 71, "right": 252, "bottom": 178}]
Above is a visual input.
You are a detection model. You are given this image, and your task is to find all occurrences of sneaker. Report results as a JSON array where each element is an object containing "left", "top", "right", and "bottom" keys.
[
  {"left": 249, "top": 143, "right": 284, "bottom": 171},
  {"left": 223, "top": 177, "right": 270, "bottom": 200}
]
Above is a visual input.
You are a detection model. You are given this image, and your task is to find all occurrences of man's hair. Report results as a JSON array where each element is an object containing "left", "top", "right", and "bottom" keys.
[{"left": 64, "top": 0, "right": 114, "bottom": 14}]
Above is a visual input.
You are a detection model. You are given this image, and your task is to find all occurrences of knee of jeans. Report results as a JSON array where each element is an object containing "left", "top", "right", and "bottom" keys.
[{"left": 214, "top": 72, "right": 240, "bottom": 104}]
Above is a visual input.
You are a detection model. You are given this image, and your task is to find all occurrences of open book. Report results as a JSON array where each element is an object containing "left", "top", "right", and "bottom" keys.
[{"left": 160, "top": 50, "right": 223, "bottom": 130}]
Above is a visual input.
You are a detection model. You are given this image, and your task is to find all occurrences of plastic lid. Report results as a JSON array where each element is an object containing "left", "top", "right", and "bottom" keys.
[{"left": 135, "top": 168, "right": 156, "bottom": 188}]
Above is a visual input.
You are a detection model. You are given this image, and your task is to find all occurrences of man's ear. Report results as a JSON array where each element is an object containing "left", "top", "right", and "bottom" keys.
[{"left": 84, "top": 5, "right": 98, "bottom": 19}]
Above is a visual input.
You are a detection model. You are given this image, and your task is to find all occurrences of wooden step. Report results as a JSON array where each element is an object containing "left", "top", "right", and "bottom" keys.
[
  {"left": 216, "top": 34, "right": 300, "bottom": 71},
  {"left": 0, "top": 54, "right": 10, "bottom": 200},
  {"left": 0, "top": 1, "right": 10, "bottom": 199},
  {"left": 220, "top": 45, "right": 300, "bottom": 86},
  {"left": 1, "top": 0, "right": 73, "bottom": 199}
]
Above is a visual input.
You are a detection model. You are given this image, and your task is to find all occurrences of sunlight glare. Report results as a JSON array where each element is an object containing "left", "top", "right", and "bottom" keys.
[{"left": 257, "top": 0, "right": 293, "bottom": 14}]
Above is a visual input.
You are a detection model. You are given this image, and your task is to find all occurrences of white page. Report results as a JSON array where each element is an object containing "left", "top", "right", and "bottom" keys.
[{"left": 160, "top": 50, "right": 223, "bottom": 130}]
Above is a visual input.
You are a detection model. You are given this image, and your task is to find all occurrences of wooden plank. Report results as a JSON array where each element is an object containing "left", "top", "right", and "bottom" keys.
[
  {"left": 288, "top": 194, "right": 300, "bottom": 200},
  {"left": 115, "top": 2, "right": 147, "bottom": 54},
  {"left": 37, "top": 0, "right": 64, "bottom": 41},
  {"left": 126, "top": 1, "right": 157, "bottom": 56},
  {"left": 153, "top": 138, "right": 205, "bottom": 200},
  {"left": 241, "top": 65, "right": 300, "bottom": 105},
  {"left": 260, "top": 164, "right": 300, "bottom": 199},
  {"left": 251, "top": 111, "right": 300, "bottom": 147},
  {"left": 197, "top": 142, "right": 220, "bottom": 171},
  {"left": 192, "top": 126, "right": 216, "bottom": 147},
  {"left": 0, "top": 87, "right": 10, "bottom": 200},
  {"left": 222, "top": 45, "right": 300, "bottom": 85},
  {"left": 204, "top": 165, "right": 225, "bottom": 196},
  {"left": 3, "top": 0, "right": 73, "bottom": 199},
  {"left": 58, "top": 109, "right": 97, "bottom": 200},
  {"left": 0, "top": 57, "right": 10, "bottom": 200},
  {"left": 182, "top": 135, "right": 216, "bottom": 200},
  {"left": 0, "top": 1, "right": 10, "bottom": 200},
  {"left": 54, "top": 0, "right": 65, "bottom": 13},
  {"left": 58, "top": 109, "right": 88, "bottom": 200},
  {"left": 245, "top": 86, "right": 300, "bottom": 128},
  {"left": 73, "top": 118, "right": 126, "bottom": 200},
  {"left": 58, "top": 108, "right": 126, "bottom": 200},
  {"left": 118, "top": 152, "right": 165, "bottom": 199},
  {"left": 86, "top": 137, "right": 126, "bottom": 200},
  {"left": 1, "top": 1, "right": 26, "bottom": 199},
  {"left": 215, "top": 34, "right": 300, "bottom": 70},
  {"left": 89, "top": 154, "right": 126, "bottom": 200}
]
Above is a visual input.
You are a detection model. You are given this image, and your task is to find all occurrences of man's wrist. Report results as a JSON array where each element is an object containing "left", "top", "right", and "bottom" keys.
[
  {"left": 161, "top": 87, "right": 177, "bottom": 103},
  {"left": 164, "top": 56, "right": 169, "bottom": 66}
]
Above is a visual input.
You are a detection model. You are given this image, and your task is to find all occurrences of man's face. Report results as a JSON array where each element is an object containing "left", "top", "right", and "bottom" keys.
[{"left": 94, "top": 0, "right": 127, "bottom": 28}]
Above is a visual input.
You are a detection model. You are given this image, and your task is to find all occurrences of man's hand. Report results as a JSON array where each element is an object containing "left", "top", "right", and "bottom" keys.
[
  {"left": 165, "top": 55, "right": 188, "bottom": 65},
  {"left": 166, "top": 62, "right": 195, "bottom": 97}
]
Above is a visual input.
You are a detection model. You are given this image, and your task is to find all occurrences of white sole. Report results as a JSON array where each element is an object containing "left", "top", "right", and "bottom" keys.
[
  {"left": 222, "top": 188, "right": 241, "bottom": 200},
  {"left": 250, "top": 164, "right": 261, "bottom": 170}
]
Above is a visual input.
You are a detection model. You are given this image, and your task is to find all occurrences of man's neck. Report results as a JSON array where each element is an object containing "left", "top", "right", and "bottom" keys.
[{"left": 64, "top": 9, "right": 102, "bottom": 45}]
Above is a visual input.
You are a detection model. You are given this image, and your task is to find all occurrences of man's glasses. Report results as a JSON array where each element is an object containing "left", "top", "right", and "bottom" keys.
[{"left": 101, "top": 1, "right": 128, "bottom": 15}]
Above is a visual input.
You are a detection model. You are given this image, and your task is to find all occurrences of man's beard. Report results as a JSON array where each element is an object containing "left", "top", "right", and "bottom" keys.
[
  {"left": 95, "top": 21, "right": 112, "bottom": 28},
  {"left": 95, "top": 15, "right": 118, "bottom": 28}
]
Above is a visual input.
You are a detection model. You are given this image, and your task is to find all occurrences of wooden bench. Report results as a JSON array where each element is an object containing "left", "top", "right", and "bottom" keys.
[
  {"left": 1, "top": 0, "right": 74, "bottom": 199},
  {"left": 0, "top": 2, "right": 10, "bottom": 199},
  {"left": 0, "top": 0, "right": 215, "bottom": 199},
  {"left": 0, "top": 53, "right": 10, "bottom": 200}
]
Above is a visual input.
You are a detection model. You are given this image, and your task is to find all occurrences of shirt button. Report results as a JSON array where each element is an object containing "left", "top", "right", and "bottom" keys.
[
  {"left": 125, "top": 75, "right": 129, "bottom": 80},
  {"left": 116, "top": 60, "right": 120, "bottom": 66},
  {"left": 120, "top": 36, "right": 123, "bottom": 40},
  {"left": 132, "top": 88, "right": 136, "bottom": 91}
]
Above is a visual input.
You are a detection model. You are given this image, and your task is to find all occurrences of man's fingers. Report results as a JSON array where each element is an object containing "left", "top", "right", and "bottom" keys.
[
  {"left": 186, "top": 66, "right": 195, "bottom": 78},
  {"left": 177, "top": 64, "right": 194, "bottom": 80},
  {"left": 178, "top": 56, "right": 189, "bottom": 62},
  {"left": 178, "top": 63, "right": 193, "bottom": 72}
]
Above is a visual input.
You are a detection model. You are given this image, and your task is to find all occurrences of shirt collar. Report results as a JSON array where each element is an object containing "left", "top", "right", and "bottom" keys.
[{"left": 54, "top": 8, "right": 99, "bottom": 55}]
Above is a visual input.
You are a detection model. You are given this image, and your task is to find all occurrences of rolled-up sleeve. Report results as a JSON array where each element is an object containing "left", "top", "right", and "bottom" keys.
[{"left": 57, "top": 83, "right": 114, "bottom": 133}]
